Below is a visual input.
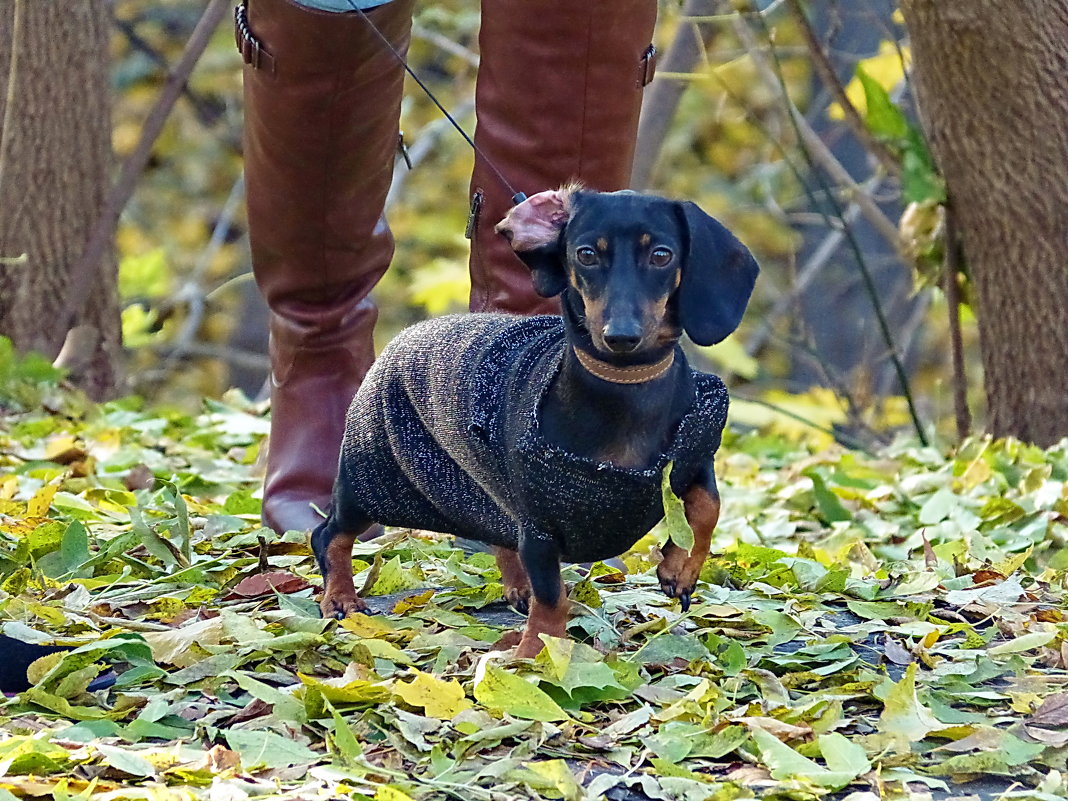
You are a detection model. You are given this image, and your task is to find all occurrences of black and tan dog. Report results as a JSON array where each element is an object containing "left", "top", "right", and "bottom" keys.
[{"left": 311, "top": 188, "right": 758, "bottom": 657}]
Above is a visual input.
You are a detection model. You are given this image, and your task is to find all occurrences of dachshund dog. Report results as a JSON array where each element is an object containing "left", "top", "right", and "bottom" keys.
[{"left": 311, "top": 188, "right": 758, "bottom": 657}]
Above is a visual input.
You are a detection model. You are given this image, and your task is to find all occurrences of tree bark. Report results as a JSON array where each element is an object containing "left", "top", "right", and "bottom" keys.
[
  {"left": 900, "top": 0, "right": 1068, "bottom": 447},
  {"left": 0, "top": 0, "right": 121, "bottom": 398}
]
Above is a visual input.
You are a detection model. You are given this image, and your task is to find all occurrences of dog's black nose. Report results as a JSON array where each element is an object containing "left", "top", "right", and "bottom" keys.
[{"left": 602, "top": 324, "right": 643, "bottom": 352}]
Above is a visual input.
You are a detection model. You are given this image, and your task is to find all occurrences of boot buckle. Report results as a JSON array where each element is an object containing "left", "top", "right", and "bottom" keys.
[
  {"left": 234, "top": 2, "right": 276, "bottom": 74},
  {"left": 640, "top": 44, "right": 657, "bottom": 87}
]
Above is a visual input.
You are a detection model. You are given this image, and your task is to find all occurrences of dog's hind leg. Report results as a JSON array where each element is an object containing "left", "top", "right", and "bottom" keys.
[
  {"left": 514, "top": 528, "right": 568, "bottom": 658},
  {"left": 658, "top": 464, "right": 720, "bottom": 612},
  {"left": 312, "top": 516, "right": 371, "bottom": 619},
  {"left": 492, "top": 546, "right": 532, "bottom": 614}
]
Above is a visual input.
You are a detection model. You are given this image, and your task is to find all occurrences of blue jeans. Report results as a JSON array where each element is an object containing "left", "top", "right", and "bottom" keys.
[{"left": 293, "top": 0, "right": 393, "bottom": 10}]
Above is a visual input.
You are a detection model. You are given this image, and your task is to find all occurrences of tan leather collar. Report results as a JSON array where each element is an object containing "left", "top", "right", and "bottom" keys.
[{"left": 572, "top": 346, "right": 675, "bottom": 384}]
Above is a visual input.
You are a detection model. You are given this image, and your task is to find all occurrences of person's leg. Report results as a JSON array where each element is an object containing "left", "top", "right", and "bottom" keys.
[
  {"left": 238, "top": 0, "right": 413, "bottom": 533},
  {"left": 468, "top": 0, "right": 658, "bottom": 315}
]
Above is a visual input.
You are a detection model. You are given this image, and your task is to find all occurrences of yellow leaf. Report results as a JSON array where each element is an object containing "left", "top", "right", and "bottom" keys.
[
  {"left": 339, "top": 614, "right": 396, "bottom": 638},
  {"left": 298, "top": 673, "right": 391, "bottom": 705},
  {"left": 392, "top": 589, "right": 435, "bottom": 614},
  {"left": 393, "top": 669, "right": 472, "bottom": 720},
  {"left": 44, "top": 436, "right": 81, "bottom": 461},
  {"left": 27, "top": 485, "right": 58, "bottom": 517},
  {"left": 374, "top": 787, "right": 415, "bottom": 801},
  {"left": 698, "top": 336, "right": 759, "bottom": 380}
]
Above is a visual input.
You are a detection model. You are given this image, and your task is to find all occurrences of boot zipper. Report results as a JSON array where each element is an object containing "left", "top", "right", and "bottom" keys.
[{"left": 465, "top": 189, "right": 484, "bottom": 241}]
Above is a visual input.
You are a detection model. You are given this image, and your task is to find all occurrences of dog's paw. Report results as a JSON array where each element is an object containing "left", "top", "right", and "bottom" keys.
[
  {"left": 494, "top": 630, "right": 524, "bottom": 651},
  {"left": 657, "top": 546, "right": 701, "bottom": 612},
  {"left": 513, "top": 633, "right": 546, "bottom": 659},
  {"left": 505, "top": 585, "right": 532, "bottom": 615},
  {"left": 319, "top": 593, "right": 369, "bottom": 620}
]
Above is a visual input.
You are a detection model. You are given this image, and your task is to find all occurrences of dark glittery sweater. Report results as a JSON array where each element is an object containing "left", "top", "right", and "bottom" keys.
[{"left": 332, "top": 314, "right": 729, "bottom": 563}]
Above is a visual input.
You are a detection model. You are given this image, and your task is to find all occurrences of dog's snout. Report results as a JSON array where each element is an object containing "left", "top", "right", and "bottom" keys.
[{"left": 602, "top": 321, "right": 643, "bottom": 353}]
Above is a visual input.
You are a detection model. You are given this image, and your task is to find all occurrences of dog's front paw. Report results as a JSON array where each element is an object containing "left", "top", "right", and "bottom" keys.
[
  {"left": 320, "top": 591, "right": 369, "bottom": 620},
  {"left": 505, "top": 584, "right": 531, "bottom": 614},
  {"left": 657, "top": 544, "right": 702, "bottom": 612}
]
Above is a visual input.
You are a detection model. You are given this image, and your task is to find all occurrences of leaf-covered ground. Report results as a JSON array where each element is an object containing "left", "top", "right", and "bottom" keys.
[{"left": 2, "top": 364, "right": 1068, "bottom": 801}]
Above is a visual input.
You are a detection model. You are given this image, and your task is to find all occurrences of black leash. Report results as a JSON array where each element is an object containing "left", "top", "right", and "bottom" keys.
[{"left": 345, "top": 0, "right": 527, "bottom": 206}]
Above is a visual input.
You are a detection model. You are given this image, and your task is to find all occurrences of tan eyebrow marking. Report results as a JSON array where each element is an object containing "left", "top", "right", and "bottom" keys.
[
  {"left": 640, "top": 233, "right": 651, "bottom": 247},
  {"left": 596, "top": 237, "right": 609, "bottom": 252}
]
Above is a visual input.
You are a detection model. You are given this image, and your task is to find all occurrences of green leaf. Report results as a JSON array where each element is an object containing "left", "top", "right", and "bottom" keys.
[
  {"left": 856, "top": 64, "right": 908, "bottom": 140},
  {"left": 95, "top": 743, "right": 156, "bottom": 777},
  {"left": 634, "top": 634, "right": 711, "bottom": 665},
  {"left": 326, "top": 702, "right": 362, "bottom": 765},
  {"left": 752, "top": 728, "right": 864, "bottom": 789},
  {"left": 223, "top": 730, "right": 320, "bottom": 769},
  {"left": 877, "top": 663, "right": 945, "bottom": 747},
  {"left": 474, "top": 665, "right": 568, "bottom": 722},
  {"left": 661, "top": 462, "right": 694, "bottom": 554},
  {"left": 819, "top": 732, "right": 871, "bottom": 779},
  {"left": 803, "top": 469, "right": 851, "bottom": 523},
  {"left": 60, "top": 521, "right": 91, "bottom": 575}
]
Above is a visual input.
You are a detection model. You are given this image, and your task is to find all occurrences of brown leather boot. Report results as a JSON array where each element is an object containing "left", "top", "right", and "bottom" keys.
[
  {"left": 239, "top": 0, "right": 414, "bottom": 533},
  {"left": 467, "top": 0, "right": 658, "bottom": 314}
]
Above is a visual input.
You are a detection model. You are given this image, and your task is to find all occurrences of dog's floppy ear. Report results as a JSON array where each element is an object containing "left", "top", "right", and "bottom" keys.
[
  {"left": 495, "top": 188, "right": 574, "bottom": 298},
  {"left": 675, "top": 201, "right": 759, "bottom": 346}
]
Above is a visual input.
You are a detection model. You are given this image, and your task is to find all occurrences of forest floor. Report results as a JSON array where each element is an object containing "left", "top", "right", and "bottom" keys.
[{"left": 1, "top": 363, "right": 1067, "bottom": 801}]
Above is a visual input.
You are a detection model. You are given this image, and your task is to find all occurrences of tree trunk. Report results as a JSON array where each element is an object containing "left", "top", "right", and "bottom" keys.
[
  {"left": 900, "top": 0, "right": 1068, "bottom": 447},
  {"left": 0, "top": 0, "right": 121, "bottom": 398}
]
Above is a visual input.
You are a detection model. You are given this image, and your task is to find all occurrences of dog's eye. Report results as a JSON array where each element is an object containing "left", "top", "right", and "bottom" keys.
[
  {"left": 650, "top": 247, "right": 674, "bottom": 267},
  {"left": 575, "top": 246, "right": 599, "bottom": 266}
]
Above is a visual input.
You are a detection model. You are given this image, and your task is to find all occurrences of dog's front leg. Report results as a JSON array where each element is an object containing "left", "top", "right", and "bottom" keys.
[
  {"left": 312, "top": 519, "right": 369, "bottom": 619},
  {"left": 658, "top": 464, "right": 720, "bottom": 611},
  {"left": 514, "top": 527, "right": 568, "bottom": 658},
  {"left": 493, "top": 546, "right": 533, "bottom": 613}
]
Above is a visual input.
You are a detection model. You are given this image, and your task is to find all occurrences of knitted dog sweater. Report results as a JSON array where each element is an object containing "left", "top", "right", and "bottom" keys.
[{"left": 332, "top": 314, "right": 728, "bottom": 563}]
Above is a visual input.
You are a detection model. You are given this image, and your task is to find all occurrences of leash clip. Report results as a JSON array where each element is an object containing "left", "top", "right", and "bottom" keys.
[{"left": 397, "top": 131, "right": 413, "bottom": 170}]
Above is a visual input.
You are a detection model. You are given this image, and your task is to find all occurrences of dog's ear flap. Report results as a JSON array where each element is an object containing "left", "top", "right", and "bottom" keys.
[
  {"left": 676, "top": 201, "right": 759, "bottom": 346},
  {"left": 496, "top": 188, "right": 574, "bottom": 298}
]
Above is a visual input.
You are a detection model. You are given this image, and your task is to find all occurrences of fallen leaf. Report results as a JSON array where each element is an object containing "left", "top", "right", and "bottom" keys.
[{"left": 225, "top": 571, "right": 313, "bottom": 599}]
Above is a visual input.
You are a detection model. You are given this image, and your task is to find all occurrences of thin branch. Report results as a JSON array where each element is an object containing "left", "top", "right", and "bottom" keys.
[
  {"left": 163, "top": 172, "right": 246, "bottom": 368},
  {"left": 410, "top": 24, "right": 479, "bottom": 69},
  {"left": 737, "top": 3, "right": 928, "bottom": 445},
  {"left": 745, "top": 183, "right": 871, "bottom": 357},
  {"left": 730, "top": 12, "right": 903, "bottom": 252},
  {"left": 56, "top": 0, "right": 230, "bottom": 355},
  {"left": 112, "top": 17, "right": 229, "bottom": 132},
  {"left": 632, "top": 0, "right": 722, "bottom": 190},
  {"left": 784, "top": 0, "right": 901, "bottom": 178},
  {"left": 944, "top": 206, "right": 971, "bottom": 440}
]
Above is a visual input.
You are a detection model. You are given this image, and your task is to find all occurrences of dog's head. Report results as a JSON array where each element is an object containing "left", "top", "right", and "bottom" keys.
[{"left": 496, "top": 188, "right": 759, "bottom": 355}]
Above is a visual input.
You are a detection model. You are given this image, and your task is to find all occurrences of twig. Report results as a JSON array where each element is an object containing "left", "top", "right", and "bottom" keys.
[
  {"left": 730, "top": 11, "right": 902, "bottom": 252},
  {"left": 736, "top": 3, "right": 928, "bottom": 446},
  {"left": 385, "top": 100, "right": 474, "bottom": 210},
  {"left": 410, "top": 23, "right": 479, "bottom": 68},
  {"left": 0, "top": 0, "right": 23, "bottom": 233},
  {"left": 943, "top": 206, "right": 971, "bottom": 440},
  {"left": 784, "top": 0, "right": 901, "bottom": 178},
  {"left": 112, "top": 17, "right": 229, "bottom": 132},
  {"left": 732, "top": 391, "right": 875, "bottom": 455},
  {"left": 162, "top": 173, "right": 246, "bottom": 369},
  {"left": 745, "top": 185, "right": 871, "bottom": 356},
  {"left": 56, "top": 0, "right": 230, "bottom": 355},
  {"left": 632, "top": 0, "right": 722, "bottom": 190}
]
